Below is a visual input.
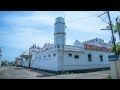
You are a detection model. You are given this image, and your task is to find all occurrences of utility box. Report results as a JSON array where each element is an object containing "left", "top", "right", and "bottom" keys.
[{"left": 108, "top": 55, "right": 120, "bottom": 79}]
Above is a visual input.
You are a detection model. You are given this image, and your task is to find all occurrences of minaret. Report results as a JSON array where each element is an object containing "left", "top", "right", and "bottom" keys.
[
  {"left": 54, "top": 17, "right": 66, "bottom": 47},
  {"left": 54, "top": 17, "right": 66, "bottom": 73}
]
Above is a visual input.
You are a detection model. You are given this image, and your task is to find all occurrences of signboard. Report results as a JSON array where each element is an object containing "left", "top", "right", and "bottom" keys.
[{"left": 108, "top": 55, "right": 120, "bottom": 61}]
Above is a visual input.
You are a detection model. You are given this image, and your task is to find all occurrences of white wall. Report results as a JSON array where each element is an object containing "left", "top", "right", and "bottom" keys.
[
  {"left": 22, "top": 58, "right": 29, "bottom": 67},
  {"left": 16, "top": 60, "right": 21, "bottom": 66},
  {"left": 28, "top": 46, "right": 114, "bottom": 72},
  {"left": 63, "top": 50, "right": 113, "bottom": 71},
  {"left": 31, "top": 48, "right": 59, "bottom": 71},
  {"left": 110, "top": 59, "right": 120, "bottom": 79}
]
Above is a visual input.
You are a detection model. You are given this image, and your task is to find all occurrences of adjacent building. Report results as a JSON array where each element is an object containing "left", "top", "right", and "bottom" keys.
[
  {"left": 20, "top": 50, "right": 32, "bottom": 68},
  {"left": 15, "top": 56, "right": 22, "bottom": 67}
]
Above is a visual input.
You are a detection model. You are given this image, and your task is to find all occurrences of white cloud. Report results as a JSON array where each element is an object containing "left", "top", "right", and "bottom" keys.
[
  {"left": 1, "top": 11, "right": 120, "bottom": 50},
  {"left": 3, "top": 11, "right": 65, "bottom": 27},
  {"left": 1, "top": 27, "right": 54, "bottom": 49}
]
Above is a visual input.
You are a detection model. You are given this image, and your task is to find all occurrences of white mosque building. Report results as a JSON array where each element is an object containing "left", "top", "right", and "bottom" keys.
[{"left": 19, "top": 17, "right": 114, "bottom": 73}]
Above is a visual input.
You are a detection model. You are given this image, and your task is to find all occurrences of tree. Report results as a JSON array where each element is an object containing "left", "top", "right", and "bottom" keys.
[
  {"left": 113, "top": 22, "right": 120, "bottom": 40},
  {"left": 111, "top": 42, "right": 120, "bottom": 59},
  {"left": 1, "top": 60, "right": 6, "bottom": 66}
]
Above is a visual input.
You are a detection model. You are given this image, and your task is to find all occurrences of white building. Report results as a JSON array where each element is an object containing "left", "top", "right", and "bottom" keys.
[
  {"left": 83, "top": 38, "right": 113, "bottom": 49},
  {"left": 15, "top": 56, "right": 22, "bottom": 67},
  {"left": 20, "top": 17, "right": 114, "bottom": 73},
  {"left": 0, "top": 48, "right": 2, "bottom": 67}
]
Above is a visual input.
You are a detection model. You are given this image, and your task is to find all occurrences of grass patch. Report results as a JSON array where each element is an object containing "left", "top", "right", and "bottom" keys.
[
  {"left": 104, "top": 74, "right": 112, "bottom": 79},
  {"left": 107, "top": 75, "right": 112, "bottom": 79}
]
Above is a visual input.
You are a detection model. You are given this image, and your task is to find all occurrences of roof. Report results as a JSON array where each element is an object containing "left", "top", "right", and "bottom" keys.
[
  {"left": 64, "top": 45, "right": 84, "bottom": 52},
  {"left": 84, "top": 44, "right": 111, "bottom": 52},
  {"left": 23, "top": 50, "right": 29, "bottom": 55}
]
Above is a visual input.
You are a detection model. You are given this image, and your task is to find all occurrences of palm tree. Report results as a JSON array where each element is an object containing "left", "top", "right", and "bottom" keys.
[
  {"left": 111, "top": 42, "right": 120, "bottom": 59},
  {"left": 113, "top": 19, "right": 120, "bottom": 40}
]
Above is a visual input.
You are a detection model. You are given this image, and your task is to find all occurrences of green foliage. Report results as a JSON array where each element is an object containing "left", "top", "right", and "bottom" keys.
[
  {"left": 111, "top": 42, "right": 120, "bottom": 55},
  {"left": 107, "top": 75, "right": 112, "bottom": 79},
  {"left": 1, "top": 60, "right": 10, "bottom": 66},
  {"left": 1, "top": 60, "right": 6, "bottom": 66},
  {"left": 113, "top": 22, "right": 120, "bottom": 34}
]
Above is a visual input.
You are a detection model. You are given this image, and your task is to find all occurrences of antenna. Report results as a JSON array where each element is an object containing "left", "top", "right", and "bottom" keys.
[
  {"left": 64, "top": 11, "right": 66, "bottom": 20},
  {"left": 64, "top": 11, "right": 67, "bottom": 29}
]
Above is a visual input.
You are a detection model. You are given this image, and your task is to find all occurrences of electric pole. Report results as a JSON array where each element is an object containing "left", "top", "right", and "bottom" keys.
[
  {"left": 107, "top": 11, "right": 117, "bottom": 55},
  {"left": 98, "top": 11, "right": 117, "bottom": 55}
]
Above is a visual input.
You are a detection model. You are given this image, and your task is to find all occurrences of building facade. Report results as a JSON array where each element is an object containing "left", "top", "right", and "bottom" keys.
[
  {"left": 19, "top": 17, "right": 114, "bottom": 73},
  {"left": 15, "top": 57, "right": 22, "bottom": 67}
]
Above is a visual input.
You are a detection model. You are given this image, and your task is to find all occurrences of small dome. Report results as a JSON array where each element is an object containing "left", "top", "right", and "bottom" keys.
[{"left": 55, "top": 17, "right": 64, "bottom": 23}]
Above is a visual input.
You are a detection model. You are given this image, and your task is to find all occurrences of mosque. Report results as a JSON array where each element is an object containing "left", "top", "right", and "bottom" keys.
[{"left": 16, "top": 17, "right": 114, "bottom": 73}]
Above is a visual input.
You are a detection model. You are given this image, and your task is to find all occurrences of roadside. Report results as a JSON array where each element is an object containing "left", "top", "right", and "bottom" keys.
[{"left": 0, "top": 66, "right": 110, "bottom": 79}]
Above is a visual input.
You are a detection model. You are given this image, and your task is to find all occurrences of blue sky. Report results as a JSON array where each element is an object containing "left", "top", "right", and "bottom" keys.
[{"left": 0, "top": 11, "right": 120, "bottom": 62}]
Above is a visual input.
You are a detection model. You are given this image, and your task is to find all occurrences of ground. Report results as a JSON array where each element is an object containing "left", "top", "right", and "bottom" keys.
[{"left": 0, "top": 66, "right": 110, "bottom": 79}]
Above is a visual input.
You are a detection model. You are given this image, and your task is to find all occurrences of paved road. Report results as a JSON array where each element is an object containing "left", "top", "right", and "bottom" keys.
[{"left": 0, "top": 66, "right": 110, "bottom": 79}]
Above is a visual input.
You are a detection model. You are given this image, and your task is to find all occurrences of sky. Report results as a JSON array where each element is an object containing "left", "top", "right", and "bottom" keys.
[{"left": 0, "top": 11, "right": 120, "bottom": 62}]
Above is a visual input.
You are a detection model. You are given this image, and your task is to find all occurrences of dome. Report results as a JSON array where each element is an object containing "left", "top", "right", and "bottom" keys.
[{"left": 55, "top": 17, "right": 64, "bottom": 23}]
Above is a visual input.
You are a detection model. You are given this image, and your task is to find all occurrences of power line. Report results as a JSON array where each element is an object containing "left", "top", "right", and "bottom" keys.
[
  {"left": 98, "top": 11, "right": 117, "bottom": 55},
  {"left": 66, "top": 13, "right": 99, "bottom": 23},
  {"left": 0, "top": 12, "right": 100, "bottom": 36},
  {"left": 97, "top": 11, "right": 109, "bottom": 24},
  {"left": 36, "top": 12, "right": 100, "bottom": 29},
  {"left": 96, "top": 14, "right": 108, "bottom": 30}
]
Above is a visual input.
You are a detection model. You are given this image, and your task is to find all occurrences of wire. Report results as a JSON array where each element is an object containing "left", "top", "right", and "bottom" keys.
[
  {"left": 96, "top": 14, "right": 108, "bottom": 30},
  {"left": 0, "top": 12, "right": 102, "bottom": 44},
  {"left": 66, "top": 12, "right": 99, "bottom": 24}
]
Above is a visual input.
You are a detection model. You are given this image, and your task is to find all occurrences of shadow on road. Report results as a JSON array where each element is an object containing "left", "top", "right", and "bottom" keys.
[{"left": 29, "top": 69, "right": 56, "bottom": 77}]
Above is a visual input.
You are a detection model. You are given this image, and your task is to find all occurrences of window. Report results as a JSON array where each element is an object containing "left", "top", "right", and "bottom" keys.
[
  {"left": 68, "top": 53, "right": 72, "bottom": 57},
  {"left": 100, "top": 55, "right": 103, "bottom": 62},
  {"left": 53, "top": 53, "right": 56, "bottom": 57},
  {"left": 88, "top": 54, "right": 92, "bottom": 62},
  {"left": 74, "top": 55, "right": 79, "bottom": 59},
  {"left": 44, "top": 56, "right": 46, "bottom": 58},
  {"left": 25, "top": 58, "right": 27, "bottom": 60},
  {"left": 48, "top": 55, "right": 51, "bottom": 57},
  {"left": 57, "top": 45, "right": 60, "bottom": 48},
  {"left": 39, "top": 57, "right": 41, "bottom": 59}
]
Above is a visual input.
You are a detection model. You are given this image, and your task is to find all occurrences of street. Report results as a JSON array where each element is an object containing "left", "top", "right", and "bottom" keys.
[{"left": 0, "top": 66, "right": 110, "bottom": 79}]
